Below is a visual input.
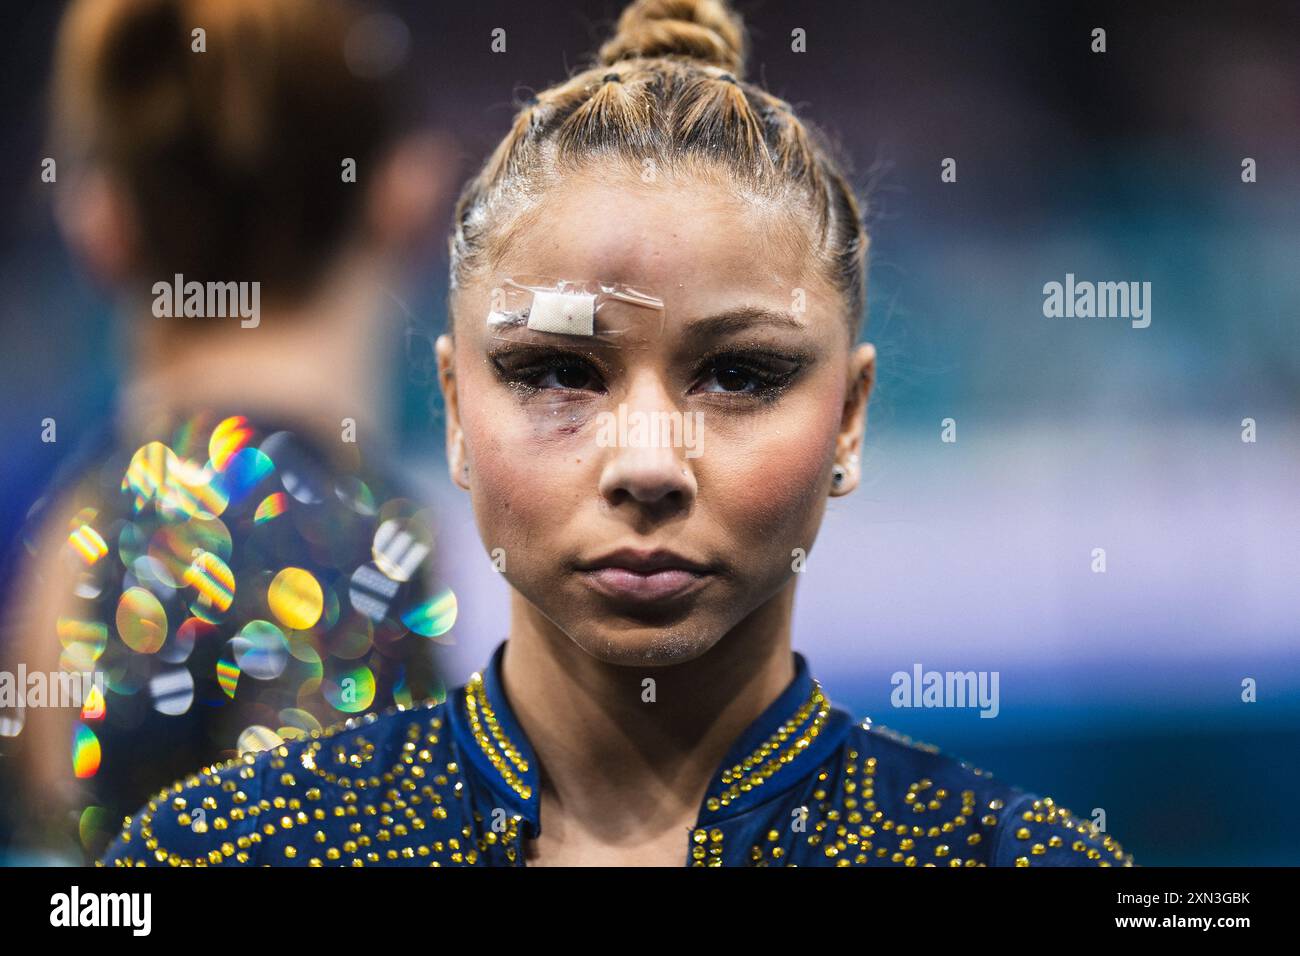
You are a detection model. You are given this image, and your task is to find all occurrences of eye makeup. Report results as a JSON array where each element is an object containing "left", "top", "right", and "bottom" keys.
[
  {"left": 488, "top": 340, "right": 814, "bottom": 408},
  {"left": 688, "top": 345, "right": 812, "bottom": 405},
  {"left": 488, "top": 343, "right": 612, "bottom": 399},
  {"left": 486, "top": 332, "right": 811, "bottom": 408}
]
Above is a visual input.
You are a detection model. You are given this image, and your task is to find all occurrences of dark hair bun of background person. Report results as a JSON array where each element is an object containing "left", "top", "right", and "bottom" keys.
[{"left": 51, "top": 0, "right": 408, "bottom": 304}]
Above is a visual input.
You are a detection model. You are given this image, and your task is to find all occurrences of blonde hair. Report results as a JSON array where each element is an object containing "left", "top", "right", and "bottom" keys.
[{"left": 448, "top": 0, "right": 869, "bottom": 338}]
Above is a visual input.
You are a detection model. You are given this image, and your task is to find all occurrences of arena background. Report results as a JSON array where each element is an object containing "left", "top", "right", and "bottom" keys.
[{"left": 1, "top": 0, "right": 1296, "bottom": 865}]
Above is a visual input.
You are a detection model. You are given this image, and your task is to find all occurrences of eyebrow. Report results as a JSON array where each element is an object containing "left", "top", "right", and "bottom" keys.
[{"left": 682, "top": 306, "right": 809, "bottom": 339}]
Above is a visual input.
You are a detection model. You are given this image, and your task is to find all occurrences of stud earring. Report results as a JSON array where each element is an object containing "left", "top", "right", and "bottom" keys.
[{"left": 831, "top": 463, "right": 847, "bottom": 488}]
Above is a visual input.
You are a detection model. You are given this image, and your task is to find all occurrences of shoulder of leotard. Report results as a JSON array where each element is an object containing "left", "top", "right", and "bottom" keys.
[
  {"left": 98, "top": 698, "right": 455, "bottom": 867},
  {"left": 837, "top": 719, "right": 1135, "bottom": 866}
]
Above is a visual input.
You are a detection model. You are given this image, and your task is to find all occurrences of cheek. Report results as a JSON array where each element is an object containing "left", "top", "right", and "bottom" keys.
[
  {"left": 458, "top": 379, "right": 591, "bottom": 548},
  {"left": 705, "top": 391, "right": 841, "bottom": 541}
]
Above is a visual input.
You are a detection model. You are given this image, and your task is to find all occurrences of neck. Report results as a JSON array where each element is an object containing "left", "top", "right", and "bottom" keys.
[
  {"left": 500, "top": 584, "right": 798, "bottom": 860},
  {"left": 118, "top": 256, "right": 399, "bottom": 454}
]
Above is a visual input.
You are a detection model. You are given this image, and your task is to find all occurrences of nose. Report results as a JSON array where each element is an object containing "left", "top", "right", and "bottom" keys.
[{"left": 596, "top": 375, "right": 698, "bottom": 510}]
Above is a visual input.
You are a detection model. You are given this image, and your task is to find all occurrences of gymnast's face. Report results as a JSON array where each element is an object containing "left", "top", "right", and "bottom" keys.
[{"left": 438, "top": 167, "right": 874, "bottom": 665}]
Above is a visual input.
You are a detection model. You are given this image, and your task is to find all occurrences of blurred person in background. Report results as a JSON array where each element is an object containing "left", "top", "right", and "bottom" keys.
[{"left": 0, "top": 0, "right": 457, "bottom": 863}]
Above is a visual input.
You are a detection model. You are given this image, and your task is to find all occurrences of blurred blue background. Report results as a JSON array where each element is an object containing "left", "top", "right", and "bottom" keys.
[{"left": 1, "top": 0, "right": 1297, "bottom": 865}]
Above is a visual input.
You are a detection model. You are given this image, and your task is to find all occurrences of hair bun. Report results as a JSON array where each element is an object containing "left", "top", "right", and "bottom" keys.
[{"left": 597, "top": 0, "right": 747, "bottom": 77}]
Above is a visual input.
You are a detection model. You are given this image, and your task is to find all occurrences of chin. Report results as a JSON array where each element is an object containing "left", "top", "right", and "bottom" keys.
[
  {"left": 563, "top": 615, "right": 729, "bottom": 668},
  {"left": 514, "top": 571, "right": 753, "bottom": 667}
]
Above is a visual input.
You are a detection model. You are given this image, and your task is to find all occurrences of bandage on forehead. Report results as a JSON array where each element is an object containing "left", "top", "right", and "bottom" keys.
[{"left": 486, "top": 273, "right": 664, "bottom": 347}]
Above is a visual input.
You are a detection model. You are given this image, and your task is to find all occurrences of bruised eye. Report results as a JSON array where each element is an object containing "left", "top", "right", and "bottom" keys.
[
  {"left": 537, "top": 361, "right": 599, "bottom": 390},
  {"left": 490, "top": 349, "right": 606, "bottom": 394}
]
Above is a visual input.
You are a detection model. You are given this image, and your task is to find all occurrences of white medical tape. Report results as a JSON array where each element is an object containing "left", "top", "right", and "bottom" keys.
[{"left": 525, "top": 289, "right": 597, "bottom": 336}]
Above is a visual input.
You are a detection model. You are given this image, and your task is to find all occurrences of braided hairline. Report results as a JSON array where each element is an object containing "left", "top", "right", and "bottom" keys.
[{"left": 448, "top": 56, "right": 867, "bottom": 336}]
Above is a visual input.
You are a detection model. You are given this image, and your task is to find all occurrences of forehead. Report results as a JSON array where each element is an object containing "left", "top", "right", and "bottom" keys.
[{"left": 490, "top": 169, "right": 825, "bottom": 316}]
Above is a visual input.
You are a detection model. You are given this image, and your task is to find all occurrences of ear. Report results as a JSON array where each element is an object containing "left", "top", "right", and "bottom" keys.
[
  {"left": 53, "top": 169, "right": 138, "bottom": 286},
  {"left": 365, "top": 129, "right": 460, "bottom": 258},
  {"left": 436, "top": 333, "right": 470, "bottom": 490},
  {"left": 830, "top": 341, "right": 876, "bottom": 497}
]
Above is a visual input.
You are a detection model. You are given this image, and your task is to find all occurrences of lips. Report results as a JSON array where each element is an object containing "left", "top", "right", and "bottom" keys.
[{"left": 576, "top": 548, "right": 716, "bottom": 603}]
